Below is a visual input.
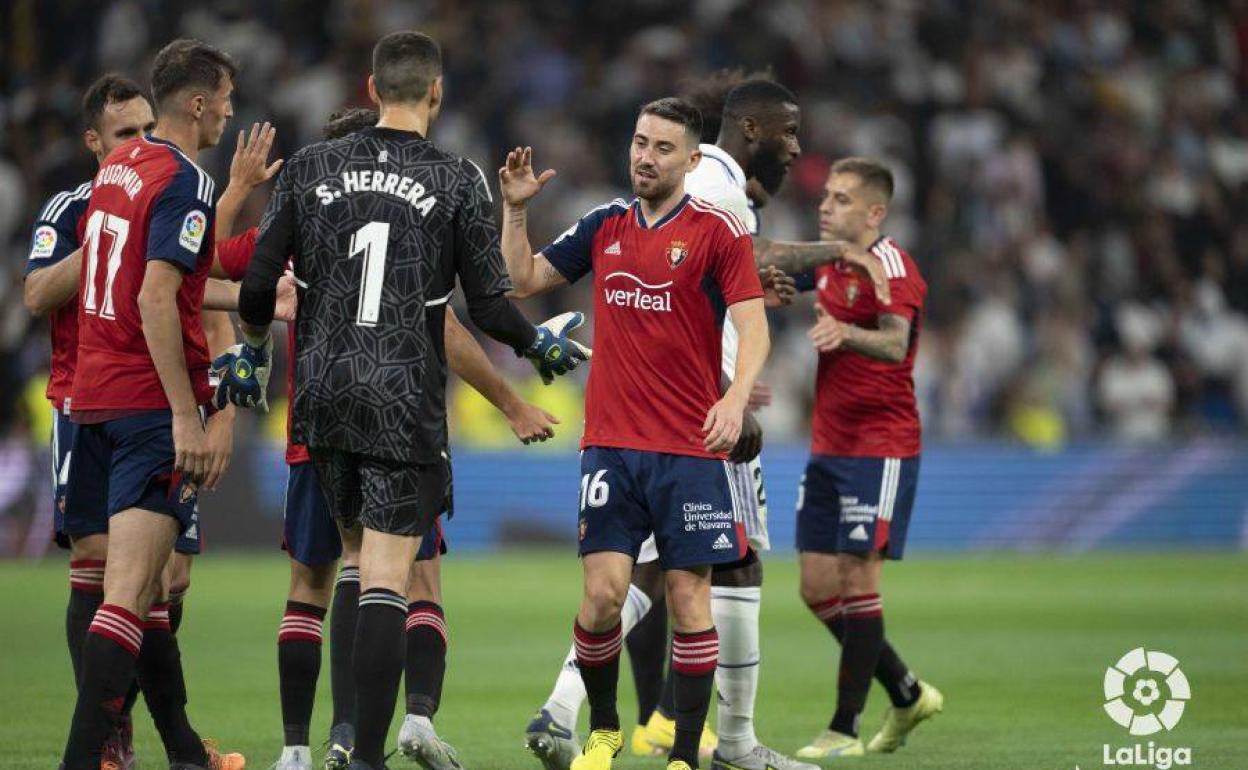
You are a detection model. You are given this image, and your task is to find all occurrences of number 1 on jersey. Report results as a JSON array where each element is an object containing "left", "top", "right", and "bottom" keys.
[{"left": 349, "top": 221, "right": 390, "bottom": 327}]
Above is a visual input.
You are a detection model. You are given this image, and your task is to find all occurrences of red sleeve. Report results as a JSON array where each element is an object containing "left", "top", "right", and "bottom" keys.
[
  {"left": 712, "top": 225, "right": 764, "bottom": 306},
  {"left": 216, "top": 227, "right": 258, "bottom": 281},
  {"left": 877, "top": 264, "right": 925, "bottom": 321}
]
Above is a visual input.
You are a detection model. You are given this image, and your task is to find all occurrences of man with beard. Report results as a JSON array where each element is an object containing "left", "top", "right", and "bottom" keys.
[
  {"left": 503, "top": 98, "right": 770, "bottom": 770},
  {"left": 524, "top": 77, "right": 881, "bottom": 770}
]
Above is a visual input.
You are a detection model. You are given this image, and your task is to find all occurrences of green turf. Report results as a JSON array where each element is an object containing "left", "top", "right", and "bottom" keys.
[{"left": 2, "top": 552, "right": 1245, "bottom": 769}]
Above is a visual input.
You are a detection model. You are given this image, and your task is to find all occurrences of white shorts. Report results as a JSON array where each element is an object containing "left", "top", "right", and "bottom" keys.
[{"left": 637, "top": 456, "right": 769, "bottom": 564}]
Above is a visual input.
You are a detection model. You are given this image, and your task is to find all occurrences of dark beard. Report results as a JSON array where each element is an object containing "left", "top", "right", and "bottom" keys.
[{"left": 747, "top": 141, "right": 789, "bottom": 196}]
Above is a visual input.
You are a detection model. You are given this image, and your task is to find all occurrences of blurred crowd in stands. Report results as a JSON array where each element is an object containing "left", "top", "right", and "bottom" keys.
[{"left": 3, "top": 0, "right": 1248, "bottom": 462}]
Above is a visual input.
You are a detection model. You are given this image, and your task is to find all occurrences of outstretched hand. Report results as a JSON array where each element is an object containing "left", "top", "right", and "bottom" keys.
[
  {"left": 229, "top": 122, "right": 283, "bottom": 190},
  {"left": 498, "top": 146, "right": 555, "bottom": 207}
]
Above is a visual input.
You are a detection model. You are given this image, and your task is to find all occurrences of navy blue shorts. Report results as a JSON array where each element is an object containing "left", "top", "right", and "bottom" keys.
[
  {"left": 284, "top": 462, "right": 447, "bottom": 565},
  {"left": 578, "top": 446, "right": 746, "bottom": 570},
  {"left": 64, "top": 410, "right": 202, "bottom": 555},
  {"left": 51, "top": 408, "right": 75, "bottom": 549},
  {"left": 796, "top": 455, "right": 920, "bottom": 559}
]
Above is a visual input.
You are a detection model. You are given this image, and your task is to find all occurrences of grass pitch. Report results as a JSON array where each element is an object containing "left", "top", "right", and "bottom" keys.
[{"left": 1, "top": 552, "right": 1245, "bottom": 769}]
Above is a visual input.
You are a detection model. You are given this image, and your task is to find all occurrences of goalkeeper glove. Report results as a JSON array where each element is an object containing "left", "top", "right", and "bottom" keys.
[
  {"left": 523, "top": 311, "right": 592, "bottom": 385},
  {"left": 212, "top": 332, "right": 273, "bottom": 411}
]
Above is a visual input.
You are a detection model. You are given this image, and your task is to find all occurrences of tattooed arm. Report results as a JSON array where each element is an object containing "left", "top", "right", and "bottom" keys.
[
  {"left": 754, "top": 236, "right": 891, "bottom": 305},
  {"left": 498, "top": 147, "right": 569, "bottom": 298}
]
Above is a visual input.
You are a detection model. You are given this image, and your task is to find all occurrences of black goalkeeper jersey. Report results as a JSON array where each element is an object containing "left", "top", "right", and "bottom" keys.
[{"left": 253, "top": 126, "right": 515, "bottom": 463}]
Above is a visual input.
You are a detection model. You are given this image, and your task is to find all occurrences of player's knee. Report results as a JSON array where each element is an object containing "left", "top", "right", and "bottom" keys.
[
  {"left": 837, "top": 553, "right": 879, "bottom": 595},
  {"left": 665, "top": 573, "right": 712, "bottom": 629},
  {"left": 798, "top": 576, "right": 831, "bottom": 607},
  {"left": 290, "top": 560, "right": 336, "bottom": 605},
  {"left": 167, "top": 553, "right": 192, "bottom": 587},
  {"left": 582, "top": 573, "right": 628, "bottom": 619},
  {"left": 407, "top": 560, "right": 441, "bottom": 604},
  {"left": 339, "top": 525, "right": 362, "bottom": 561},
  {"left": 631, "top": 560, "right": 665, "bottom": 601},
  {"left": 70, "top": 533, "right": 108, "bottom": 562}
]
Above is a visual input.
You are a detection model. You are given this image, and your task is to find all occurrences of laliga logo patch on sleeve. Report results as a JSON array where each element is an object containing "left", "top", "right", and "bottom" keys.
[
  {"left": 31, "top": 225, "right": 58, "bottom": 259},
  {"left": 179, "top": 210, "right": 208, "bottom": 253}
]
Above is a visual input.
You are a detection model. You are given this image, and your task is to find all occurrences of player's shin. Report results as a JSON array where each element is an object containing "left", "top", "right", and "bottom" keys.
[
  {"left": 353, "top": 579, "right": 410, "bottom": 768},
  {"left": 66, "top": 557, "right": 106, "bottom": 686},
  {"left": 625, "top": 593, "right": 667, "bottom": 726},
  {"left": 329, "top": 565, "right": 360, "bottom": 728},
  {"left": 806, "top": 595, "right": 919, "bottom": 709},
  {"left": 62, "top": 605, "right": 143, "bottom": 770},
  {"left": 829, "top": 594, "right": 884, "bottom": 737},
  {"left": 278, "top": 601, "right": 326, "bottom": 748},
  {"left": 670, "top": 628, "right": 719, "bottom": 768},
  {"left": 710, "top": 587, "right": 761, "bottom": 757},
  {"left": 575, "top": 620, "right": 624, "bottom": 730},
  {"left": 404, "top": 601, "right": 448, "bottom": 718},
  {"left": 136, "top": 601, "right": 210, "bottom": 766},
  {"left": 548, "top": 584, "right": 652, "bottom": 729}
]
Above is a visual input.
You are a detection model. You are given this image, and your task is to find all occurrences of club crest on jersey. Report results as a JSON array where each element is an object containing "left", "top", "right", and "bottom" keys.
[
  {"left": 31, "top": 225, "right": 57, "bottom": 258},
  {"left": 846, "top": 279, "right": 860, "bottom": 305},
  {"left": 666, "top": 241, "right": 688, "bottom": 269},
  {"left": 179, "top": 210, "right": 207, "bottom": 253}
]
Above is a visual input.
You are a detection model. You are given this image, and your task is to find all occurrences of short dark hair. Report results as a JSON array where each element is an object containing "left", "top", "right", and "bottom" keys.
[
  {"left": 150, "top": 39, "right": 236, "bottom": 109},
  {"left": 638, "top": 97, "right": 702, "bottom": 145},
  {"left": 323, "top": 107, "right": 379, "bottom": 140},
  {"left": 372, "top": 31, "right": 442, "bottom": 104},
  {"left": 831, "top": 157, "right": 895, "bottom": 201},
  {"left": 82, "top": 74, "right": 147, "bottom": 130},
  {"left": 679, "top": 67, "right": 774, "bottom": 142},
  {"left": 723, "top": 79, "right": 798, "bottom": 122}
]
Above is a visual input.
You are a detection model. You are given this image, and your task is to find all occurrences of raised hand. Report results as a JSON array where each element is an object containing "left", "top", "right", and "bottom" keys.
[
  {"left": 498, "top": 146, "right": 556, "bottom": 207},
  {"left": 229, "top": 122, "right": 283, "bottom": 190}
]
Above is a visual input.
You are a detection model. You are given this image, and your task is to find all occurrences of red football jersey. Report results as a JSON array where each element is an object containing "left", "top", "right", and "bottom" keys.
[
  {"left": 216, "top": 226, "right": 255, "bottom": 283},
  {"left": 217, "top": 226, "right": 309, "bottom": 465},
  {"left": 811, "top": 236, "right": 926, "bottom": 457},
  {"left": 26, "top": 181, "right": 92, "bottom": 410},
  {"left": 543, "top": 195, "right": 764, "bottom": 459},
  {"left": 71, "top": 136, "right": 217, "bottom": 413}
]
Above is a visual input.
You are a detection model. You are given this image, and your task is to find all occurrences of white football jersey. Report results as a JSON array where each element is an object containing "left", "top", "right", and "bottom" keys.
[{"left": 684, "top": 143, "right": 758, "bottom": 381}]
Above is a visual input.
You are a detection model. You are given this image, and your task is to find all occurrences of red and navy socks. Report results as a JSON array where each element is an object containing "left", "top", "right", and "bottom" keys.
[
  {"left": 670, "top": 627, "right": 718, "bottom": 767},
  {"left": 136, "top": 602, "right": 207, "bottom": 765},
  {"left": 808, "top": 593, "right": 920, "bottom": 711},
  {"left": 278, "top": 600, "right": 326, "bottom": 746},
  {"left": 62, "top": 604, "right": 142, "bottom": 770},
  {"left": 405, "top": 601, "right": 448, "bottom": 718},
  {"left": 574, "top": 621, "right": 623, "bottom": 731},
  {"left": 66, "top": 560, "right": 105, "bottom": 687},
  {"left": 829, "top": 594, "right": 884, "bottom": 737}
]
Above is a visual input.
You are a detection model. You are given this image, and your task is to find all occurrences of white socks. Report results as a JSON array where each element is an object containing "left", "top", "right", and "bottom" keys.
[
  {"left": 543, "top": 583, "right": 653, "bottom": 729},
  {"left": 712, "top": 585, "right": 761, "bottom": 758},
  {"left": 278, "top": 745, "right": 311, "bottom": 767}
]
